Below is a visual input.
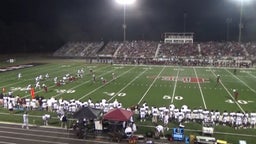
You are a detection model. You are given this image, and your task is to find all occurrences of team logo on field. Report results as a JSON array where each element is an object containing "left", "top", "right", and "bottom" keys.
[{"left": 147, "top": 76, "right": 209, "bottom": 83}]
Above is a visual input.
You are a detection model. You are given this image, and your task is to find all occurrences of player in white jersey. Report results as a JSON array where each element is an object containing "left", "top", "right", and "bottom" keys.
[
  {"left": 35, "top": 81, "right": 41, "bottom": 89},
  {"left": 112, "top": 72, "right": 116, "bottom": 80},
  {"left": 39, "top": 75, "right": 43, "bottom": 80},
  {"left": 45, "top": 73, "right": 49, "bottom": 79},
  {"left": 113, "top": 99, "right": 119, "bottom": 108},
  {"left": 177, "top": 110, "right": 185, "bottom": 124},
  {"left": 18, "top": 73, "right": 22, "bottom": 80},
  {"left": 54, "top": 77, "right": 58, "bottom": 83},
  {"left": 35, "top": 76, "right": 39, "bottom": 83},
  {"left": 163, "top": 112, "right": 169, "bottom": 130},
  {"left": 92, "top": 74, "right": 96, "bottom": 83},
  {"left": 250, "top": 113, "right": 256, "bottom": 128},
  {"left": 139, "top": 107, "right": 146, "bottom": 122},
  {"left": 152, "top": 107, "right": 159, "bottom": 124},
  {"left": 26, "top": 84, "right": 32, "bottom": 93}
]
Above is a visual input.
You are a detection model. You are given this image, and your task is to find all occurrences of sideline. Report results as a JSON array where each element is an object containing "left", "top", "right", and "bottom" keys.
[{"left": 1, "top": 120, "right": 256, "bottom": 140}]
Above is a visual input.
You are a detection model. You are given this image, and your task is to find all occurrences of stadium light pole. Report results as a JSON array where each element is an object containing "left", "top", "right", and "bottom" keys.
[
  {"left": 116, "top": 0, "right": 136, "bottom": 42},
  {"left": 238, "top": 0, "right": 244, "bottom": 43}
]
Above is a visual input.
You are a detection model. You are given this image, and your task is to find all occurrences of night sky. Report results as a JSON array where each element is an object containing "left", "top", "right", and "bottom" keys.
[{"left": 0, "top": 0, "right": 256, "bottom": 53}]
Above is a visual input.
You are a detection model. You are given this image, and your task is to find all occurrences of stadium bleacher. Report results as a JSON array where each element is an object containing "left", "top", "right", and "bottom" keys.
[{"left": 53, "top": 41, "right": 255, "bottom": 67}]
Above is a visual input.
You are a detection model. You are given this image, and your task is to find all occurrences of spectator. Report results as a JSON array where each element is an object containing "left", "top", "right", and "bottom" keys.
[
  {"left": 131, "top": 122, "right": 137, "bottom": 133},
  {"left": 22, "top": 112, "right": 29, "bottom": 129},
  {"left": 8, "top": 100, "right": 14, "bottom": 114},
  {"left": 60, "top": 114, "right": 68, "bottom": 128}
]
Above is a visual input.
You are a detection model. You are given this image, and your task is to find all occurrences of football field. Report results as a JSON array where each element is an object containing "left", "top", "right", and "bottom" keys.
[
  {"left": 1, "top": 59, "right": 256, "bottom": 113},
  {"left": 1, "top": 59, "right": 256, "bottom": 143}
]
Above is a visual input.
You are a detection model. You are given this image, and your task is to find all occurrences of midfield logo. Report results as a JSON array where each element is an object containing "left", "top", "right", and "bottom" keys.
[{"left": 147, "top": 76, "right": 209, "bottom": 83}]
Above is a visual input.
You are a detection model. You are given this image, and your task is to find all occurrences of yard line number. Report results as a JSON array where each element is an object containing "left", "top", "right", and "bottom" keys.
[
  {"left": 55, "top": 89, "right": 75, "bottom": 94},
  {"left": 225, "top": 99, "right": 253, "bottom": 105},
  {"left": 104, "top": 92, "right": 126, "bottom": 97},
  {"left": 163, "top": 95, "right": 183, "bottom": 100}
]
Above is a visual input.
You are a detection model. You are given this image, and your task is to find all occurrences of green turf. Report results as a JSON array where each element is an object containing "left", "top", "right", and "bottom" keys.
[{"left": 1, "top": 58, "right": 256, "bottom": 143}]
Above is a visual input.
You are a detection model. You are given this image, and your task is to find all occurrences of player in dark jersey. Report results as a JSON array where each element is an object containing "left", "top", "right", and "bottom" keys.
[
  {"left": 92, "top": 74, "right": 96, "bottom": 83},
  {"left": 233, "top": 89, "right": 239, "bottom": 101},
  {"left": 233, "top": 69, "right": 237, "bottom": 75},
  {"left": 216, "top": 75, "right": 220, "bottom": 85}
]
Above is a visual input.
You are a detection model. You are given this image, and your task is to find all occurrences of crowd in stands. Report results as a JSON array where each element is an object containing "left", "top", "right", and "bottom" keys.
[
  {"left": 199, "top": 41, "right": 246, "bottom": 58},
  {"left": 158, "top": 42, "right": 198, "bottom": 58},
  {"left": 53, "top": 41, "right": 104, "bottom": 57},
  {"left": 53, "top": 41, "right": 255, "bottom": 66},
  {"left": 115, "top": 41, "right": 158, "bottom": 58},
  {"left": 243, "top": 42, "right": 256, "bottom": 59},
  {"left": 98, "top": 41, "right": 120, "bottom": 57}
]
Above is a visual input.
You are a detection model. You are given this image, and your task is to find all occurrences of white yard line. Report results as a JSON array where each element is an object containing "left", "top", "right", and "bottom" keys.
[
  {"left": 225, "top": 68, "right": 256, "bottom": 94},
  {"left": 193, "top": 67, "right": 207, "bottom": 109},
  {"left": 107, "top": 68, "right": 148, "bottom": 102},
  {"left": 78, "top": 67, "right": 135, "bottom": 101},
  {"left": 0, "top": 65, "right": 62, "bottom": 88},
  {"left": 171, "top": 67, "right": 180, "bottom": 103},
  {"left": 209, "top": 68, "right": 245, "bottom": 113},
  {"left": 247, "top": 72, "right": 256, "bottom": 79},
  {"left": 54, "top": 68, "right": 116, "bottom": 99},
  {"left": 0, "top": 133, "right": 69, "bottom": 144},
  {"left": 21, "top": 67, "right": 109, "bottom": 98},
  {"left": 0, "top": 141, "right": 16, "bottom": 144},
  {"left": 138, "top": 66, "right": 166, "bottom": 104}
]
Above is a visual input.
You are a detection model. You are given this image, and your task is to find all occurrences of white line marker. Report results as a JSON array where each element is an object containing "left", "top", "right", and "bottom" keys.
[
  {"left": 209, "top": 68, "right": 245, "bottom": 113},
  {"left": 78, "top": 67, "right": 135, "bottom": 101},
  {"left": 225, "top": 68, "right": 256, "bottom": 94},
  {"left": 107, "top": 68, "right": 148, "bottom": 102},
  {"left": 193, "top": 67, "right": 207, "bottom": 109},
  {"left": 171, "top": 67, "right": 180, "bottom": 103},
  {"left": 138, "top": 66, "right": 166, "bottom": 104}
]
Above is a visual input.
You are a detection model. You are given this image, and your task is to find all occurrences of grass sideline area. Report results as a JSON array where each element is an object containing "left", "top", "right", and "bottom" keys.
[
  {"left": 0, "top": 109, "right": 256, "bottom": 143},
  {"left": 1, "top": 58, "right": 256, "bottom": 143}
]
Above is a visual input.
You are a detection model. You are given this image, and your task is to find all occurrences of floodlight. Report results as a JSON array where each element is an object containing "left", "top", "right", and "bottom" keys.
[
  {"left": 115, "top": 0, "right": 136, "bottom": 41},
  {"left": 116, "top": 0, "right": 136, "bottom": 5},
  {"left": 233, "top": 0, "right": 251, "bottom": 3}
]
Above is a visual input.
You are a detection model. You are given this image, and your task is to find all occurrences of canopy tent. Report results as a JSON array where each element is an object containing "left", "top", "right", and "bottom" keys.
[
  {"left": 103, "top": 108, "right": 133, "bottom": 121},
  {"left": 73, "top": 107, "right": 102, "bottom": 120}
]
